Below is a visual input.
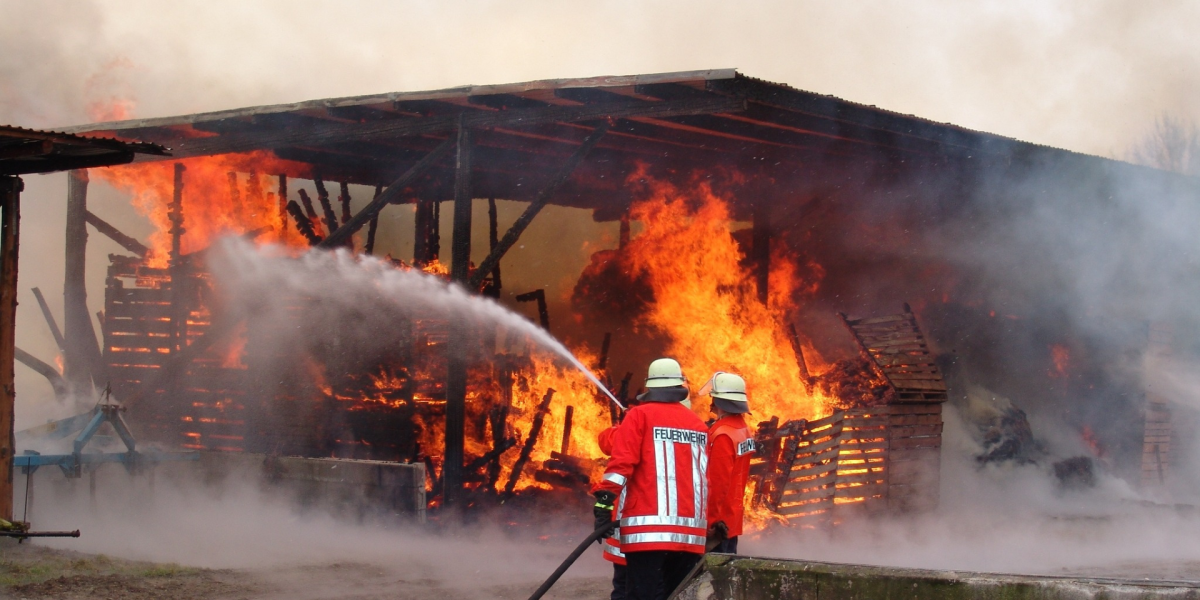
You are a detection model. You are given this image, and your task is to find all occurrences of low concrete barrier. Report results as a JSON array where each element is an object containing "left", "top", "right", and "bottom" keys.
[
  {"left": 676, "top": 555, "right": 1200, "bottom": 600},
  {"left": 191, "top": 452, "right": 427, "bottom": 523}
]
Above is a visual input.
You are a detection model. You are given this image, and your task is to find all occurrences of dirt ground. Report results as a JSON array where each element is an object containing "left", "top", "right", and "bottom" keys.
[{"left": 0, "top": 540, "right": 610, "bottom": 600}]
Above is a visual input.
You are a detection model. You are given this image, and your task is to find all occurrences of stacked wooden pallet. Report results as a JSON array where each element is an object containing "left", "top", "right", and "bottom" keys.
[{"left": 840, "top": 306, "right": 948, "bottom": 404}]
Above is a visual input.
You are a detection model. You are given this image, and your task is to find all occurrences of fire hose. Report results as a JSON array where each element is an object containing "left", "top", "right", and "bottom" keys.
[{"left": 526, "top": 521, "right": 616, "bottom": 600}]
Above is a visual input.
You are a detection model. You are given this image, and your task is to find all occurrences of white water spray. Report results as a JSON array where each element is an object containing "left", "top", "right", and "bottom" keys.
[{"left": 209, "top": 238, "right": 624, "bottom": 409}]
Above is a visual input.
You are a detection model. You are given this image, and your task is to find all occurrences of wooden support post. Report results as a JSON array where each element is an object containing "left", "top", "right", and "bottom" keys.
[
  {"left": 450, "top": 123, "right": 473, "bottom": 283},
  {"left": 339, "top": 182, "right": 352, "bottom": 225},
  {"left": 277, "top": 175, "right": 288, "bottom": 233},
  {"left": 598, "top": 332, "right": 612, "bottom": 370},
  {"left": 413, "top": 200, "right": 431, "bottom": 265},
  {"left": 227, "top": 172, "right": 243, "bottom": 222},
  {"left": 365, "top": 185, "right": 381, "bottom": 255},
  {"left": 63, "top": 170, "right": 103, "bottom": 393},
  {"left": 619, "top": 212, "right": 631, "bottom": 250},
  {"left": 169, "top": 164, "right": 186, "bottom": 356},
  {"left": 487, "top": 197, "right": 501, "bottom": 295},
  {"left": 468, "top": 123, "right": 609, "bottom": 290},
  {"left": 561, "top": 405, "right": 574, "bottom": 456},
  {"left": 0, "top": 176, "right": 20, "bottom": 520},
  {"left": 430, "top": 201, "right": 441, "bottom": 261},
  {"left": 443, "top": 123, "right": 473, "bottom": 507},
  {"left": 752, "top": 201, "right": 770, "bottom": 305}
]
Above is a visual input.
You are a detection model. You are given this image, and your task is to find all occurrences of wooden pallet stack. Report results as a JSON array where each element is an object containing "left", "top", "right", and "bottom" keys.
[
  {"left": 750, "top": 305, "right": 946, "bottom": 523},
  {"left": 1141, "top": 321, "right": 1173, "bottom": 488},
  {"left": 840, "top": 305, "right": 945, "bottom": 513}
]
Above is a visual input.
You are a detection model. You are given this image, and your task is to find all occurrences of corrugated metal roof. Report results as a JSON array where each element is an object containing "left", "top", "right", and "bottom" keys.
[{"left": 0, "top": 124, "right": 168, "bottom": 176}]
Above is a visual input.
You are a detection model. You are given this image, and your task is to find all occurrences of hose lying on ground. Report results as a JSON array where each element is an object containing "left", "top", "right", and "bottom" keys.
[{"left": 526, "top": 522, "right": 616, "bottom": 600}]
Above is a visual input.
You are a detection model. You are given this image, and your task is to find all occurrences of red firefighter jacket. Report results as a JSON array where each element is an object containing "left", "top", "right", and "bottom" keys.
[
  {"left": 596, "top": 425, "right": 625, "bottom": 565},
  {"left": 593, "top": 402, "right": 709, "bottom": 554},
  {"left": 706, "top": 414, "right": 754, "bottom": 538}
]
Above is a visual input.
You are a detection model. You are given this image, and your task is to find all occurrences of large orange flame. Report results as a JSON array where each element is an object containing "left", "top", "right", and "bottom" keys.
[
  {"left": 622, "top": 168, "right": 829, "bottom": 423},
  {"left": 93, "top": 153, "right": 313, "bottom": 267}
]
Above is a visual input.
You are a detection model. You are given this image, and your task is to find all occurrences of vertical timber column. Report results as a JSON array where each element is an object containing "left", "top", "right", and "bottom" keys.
[
  {"left": 0, "top": 176, "right": 22, "bottom": 520},
  {"left": 63, "top": 170, "right": 102, "bottom": 393},
  {"left": 752, "top": 200, "right": 771, "bottom": 305},
  {"left": 444, "top": 123, "right": 473, "bottom": 506}
]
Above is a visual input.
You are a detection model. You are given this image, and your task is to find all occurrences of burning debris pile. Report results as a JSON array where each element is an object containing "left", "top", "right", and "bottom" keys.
[{"left": 85, "top": 153, "right": 857, "bottom": 519}]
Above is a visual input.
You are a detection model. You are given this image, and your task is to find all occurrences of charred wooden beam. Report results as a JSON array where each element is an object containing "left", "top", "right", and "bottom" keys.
[
  {"left": 297, "top": 189, "right": 319, "bottom": 221},
  {"left": 504, "top": 387, "right": 556, "bottom": 497},
  {"left": 443, "top": 124, "right": 474, "bottom": 507},
  {"left": 318, "top": 136, "right": 455, "bottom": 249},
  {"left": 166, "top": 96, "right": 744, "bottom": 158},
  {"left": 787, "top": 322, "right": 812, "bottom": 388},
  {"left": 413, "top": 199, "right": 431, "bottom": 265},
  {"left": 339, "top": 181, "right": 352, "bottom": 224},
  {"left": 168, "top": 164, "right": 186, "bottom": 357},
  {"left": 0, "top": 176, "right": 19, "bottom": 520},
  {"left": 515, "top": 289, "right": 550, "bottom": 331},
  {"left": 364, "top": 185, "right": 380, "bottom": 255},
  {"left": 598, "top": 332, "right": 612, "bottom": 370},
  {"left": 14, "top": 348, "right": 67, "bottom": 402},
  {"left": 314, "top": 174, "right": 339, "bottom": 235},
  {"left": 486, "top": 196, "right": 501, "bottom": 296},
  {"left": 560, "top": 405, "right": 575, "bottom": 456},
  {"left": 449, "top": 123, "right": 473, "bottom": 283},
  {"left": 227, "top": 172, "right": 243, "bottom": 222},
  {"left": 83, "top": 210, "right": 148, "bottom": 257},
  {"left": 63, "top": 170, "right": 103, "bottom": 393},
  {"left": 30, "top": 288, "right": 65, "bottom": 353},
  {"left": 467, "top": 122, "right": 609, "bottom": 289},
  {"left": 286, "top": 201, "right": 322, "bottom": 244},
  {"left": 276, "top": 174, "right": 288, "bottom": 232}
]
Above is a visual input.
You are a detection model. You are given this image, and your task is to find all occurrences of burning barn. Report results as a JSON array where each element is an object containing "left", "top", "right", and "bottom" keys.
[{"left": 22, "top": 69, "right": 1196, "bottom": 525}]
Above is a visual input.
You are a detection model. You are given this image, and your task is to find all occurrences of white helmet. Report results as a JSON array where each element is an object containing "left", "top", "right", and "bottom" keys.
[
  {"left": 704, "top": 372, "right": 749, "bottom": 414},
  {"left": 645, "top": 358, "right": 687, "bottom": 388}
]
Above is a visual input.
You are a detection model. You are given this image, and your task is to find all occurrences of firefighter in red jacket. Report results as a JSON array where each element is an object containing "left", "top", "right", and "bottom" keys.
[
  {"left": 700, "top": 372, "right": 754, "bottom": 554},
  {"left": 593, "top": 358, "right": 708, "bottom": 600}
]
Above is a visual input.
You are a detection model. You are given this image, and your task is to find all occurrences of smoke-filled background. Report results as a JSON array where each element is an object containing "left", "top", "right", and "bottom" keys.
[{"left": 4, "top": 0, "right": 1200, "bottom": 585}]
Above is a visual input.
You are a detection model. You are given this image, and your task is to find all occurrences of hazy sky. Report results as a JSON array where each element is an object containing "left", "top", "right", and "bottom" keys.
[
  {"left": 2, "top": 0, "right": 1198, "bottom": 156},
  {"left": 1, "top": 0, "right": 1198, "bottom": 421}
]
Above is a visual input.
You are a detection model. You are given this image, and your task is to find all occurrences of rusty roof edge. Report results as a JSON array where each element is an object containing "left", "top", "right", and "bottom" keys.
[
  {"left": 60, "top": 68, "right": 739, "bottom": 135},
  {"left": 0, "top": 124, "right": 169, "bottom": 155}
]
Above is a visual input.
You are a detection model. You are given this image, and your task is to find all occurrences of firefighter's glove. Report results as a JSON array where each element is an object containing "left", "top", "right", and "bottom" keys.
[
  {"left": 593, "top": 490, "right": 617, "bottom": 532},
  {"left": 708, "top": 520, "right": 729, "bottom": 542}
]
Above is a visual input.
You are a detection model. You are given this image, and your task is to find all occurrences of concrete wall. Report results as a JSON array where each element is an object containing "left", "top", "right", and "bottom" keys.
[
  {"left": 19, "top": 451, "right": 426, "bottom": 525},
  {"left": 189, "top": 452, "right": 427, "bottom": 523},
  {"left": 677, "top": 555, "right": 1200, "bottom": 600}
]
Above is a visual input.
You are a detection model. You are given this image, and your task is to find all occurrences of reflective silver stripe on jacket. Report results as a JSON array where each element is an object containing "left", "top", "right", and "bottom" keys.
[
  {"left": 621, "top": 532, "right": 707, "bottom": 547},
  {"left": 603, "top": 472, "right": 627, "bottom": 487},
  {"left": 665, "top": 439, "right": 678, "bottom": 516},
  {"left": 603, "top": 540, "right": 625, "bottom": 558},
  {"left": 622, "top": 515, "right": 707, "bottom": 529},
  {"left": 691, "top": 441, "right": 705, "bottom": 523}
]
